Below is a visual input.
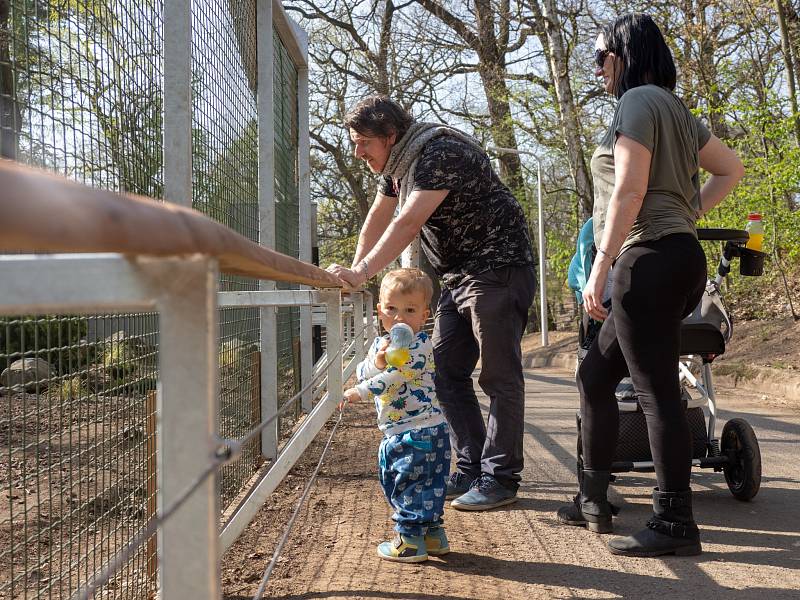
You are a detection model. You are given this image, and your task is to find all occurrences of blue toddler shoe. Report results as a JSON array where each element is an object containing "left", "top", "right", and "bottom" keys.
[
  {"left": 377, "top": 534, "right": 428, "bottom": 563},
  {"left": 424, "top": 527, "right": 450, "bottom": 556}
]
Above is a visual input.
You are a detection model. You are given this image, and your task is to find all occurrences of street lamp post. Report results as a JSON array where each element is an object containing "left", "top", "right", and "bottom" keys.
[{"left": 488, "top": 146, "right": 548, "bottom": 347}]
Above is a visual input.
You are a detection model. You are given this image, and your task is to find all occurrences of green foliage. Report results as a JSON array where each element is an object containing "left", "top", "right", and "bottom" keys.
[
  {"left": 193, "top": 119, "right": 259, "bottom": 243},
  {"left": 698, "top": 97, "right": 800, "bottom": 259},
  {"left": 6, "top": 1, "right": 165, "bottom": 194},
  {"left": 218, "top": 338, "right": 258, "bottom": 371},
  {"left": 692, "top": 95, "right": 800, "bottom": 318},
  {"left": 0, "top": 316, "right": 92, "bottom": 374},
  {"left": 101, "top": 338, "right": 138, "bottom": 375},
  {"left": 317, "top": 197, "right": 360, "bottom": 267},
  {"left": 52, "top": 376, "right": 88, "bottom": 401},
  {"left": 547, "top": 232, "right": 578, "bottom": 300}
]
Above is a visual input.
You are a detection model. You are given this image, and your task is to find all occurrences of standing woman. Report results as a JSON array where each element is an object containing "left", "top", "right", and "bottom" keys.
[{"left": 556, "top": 14, "right": 744, "bottom": 557}]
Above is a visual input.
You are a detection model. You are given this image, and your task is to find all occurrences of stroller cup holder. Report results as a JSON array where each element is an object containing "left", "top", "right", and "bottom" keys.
[
  {"left": 739, "top": 247, "right": 766, "bottom": 276},
  {"left": 575, "top": 227, "right": 763, "bottom": 502},
  {"left": 697, "top": 227, "right": 766, "bottom": 277}
]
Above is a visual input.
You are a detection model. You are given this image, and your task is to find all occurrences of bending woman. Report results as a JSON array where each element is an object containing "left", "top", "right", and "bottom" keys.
[{"left": 557, "top": 13, "right": 744, "bottom": 557}]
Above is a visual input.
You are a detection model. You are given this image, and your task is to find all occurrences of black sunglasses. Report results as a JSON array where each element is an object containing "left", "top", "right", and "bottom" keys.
[{"left": 594, "top": 48, "right": 610, "bottom": 68}]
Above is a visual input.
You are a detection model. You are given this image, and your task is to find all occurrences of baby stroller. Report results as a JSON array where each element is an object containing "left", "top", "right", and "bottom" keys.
[{"left": 570, "top": 227, "right": 765, "bottom": 501}]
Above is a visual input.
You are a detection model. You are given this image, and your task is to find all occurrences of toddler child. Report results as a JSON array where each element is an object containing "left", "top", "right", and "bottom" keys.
[{"left": 343, "top": 268, "right": 451, "bottom": 563}]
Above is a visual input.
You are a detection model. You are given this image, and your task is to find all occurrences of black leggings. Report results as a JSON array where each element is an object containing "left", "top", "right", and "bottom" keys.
[{"left": 578, "top": 233, "right": 706, "bottom": 491}]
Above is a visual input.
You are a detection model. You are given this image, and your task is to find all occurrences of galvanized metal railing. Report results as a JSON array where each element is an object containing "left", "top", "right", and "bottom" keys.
[
  {"left": 0, "top": 161, "right": 376, "bottom": 599},
  {"left": 0, "top": 1, "right": 334, "bottom": 598}
]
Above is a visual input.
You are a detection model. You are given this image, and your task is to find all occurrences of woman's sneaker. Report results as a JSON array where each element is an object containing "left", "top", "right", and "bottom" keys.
[
  {"left": 376, "top": 534, "right": 428, "bottom": 563},
  {"left": 424, "top": 527, "right": 450, "bottom": 556},
  {"left": 446, "top": 471, "right": 475, "bottom": 499}
]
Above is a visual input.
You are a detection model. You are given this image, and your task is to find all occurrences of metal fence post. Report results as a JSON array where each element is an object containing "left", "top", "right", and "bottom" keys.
[
  {"left": 160, "top": 2, "right": 195, "bottom": 592},
  {"left": 156, "top": 256, "right": 220, "bottom": 600},
  {"left": 163, "top": 0, "right": 192, "bottom": 208},
  {"left": 321, "top": 290, "right": 342, "bottom": 406},
  {"left": 257, "top": 0, "right": 278, "bottom": 459},
  {"left": 145, "top": 391, "right": 158, "bottom": 588},
  {"left": 297, "top": 42, "right": 313, "bottom": 413},
  {"left": 352, "top": 293, "right": 365, "bottom": 366},
  {"left": 342, "top": 301, "right": 351, "bottom": 355},
  {"left": 364, "top": 291, "right": 376, "bottom": 341}
]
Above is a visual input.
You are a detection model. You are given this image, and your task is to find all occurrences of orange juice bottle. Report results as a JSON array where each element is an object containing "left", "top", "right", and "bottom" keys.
[{"left": 745, "top": 213, "right": 764, "bottom": 251}]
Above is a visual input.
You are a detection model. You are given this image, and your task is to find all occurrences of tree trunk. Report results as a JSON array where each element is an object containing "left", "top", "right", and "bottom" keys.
[
  {"left": 535, "top": 0, "right": 593, "bottom": 220},
  {"left": 473, "top": 0, "right": 524, "bottom": 196},
  {"left": 776, "top": 0, "right": 800, "bottom": 146},
  {"left": 415, "top": 0, "right": 525, "bottom": 197},
  {"left": 780, "top": 0, "right": 800, "bottom": 88},
  {"left": 695, "top": 2, "right": 731, "bottom": 138},
  {"left": 374, "top": 0, "right": 394, "bottom": 96}
]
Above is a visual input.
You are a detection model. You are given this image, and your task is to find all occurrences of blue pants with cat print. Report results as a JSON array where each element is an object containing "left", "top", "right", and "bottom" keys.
[{"left": 378, "top": 422, "right": 451, "bottom": 536}]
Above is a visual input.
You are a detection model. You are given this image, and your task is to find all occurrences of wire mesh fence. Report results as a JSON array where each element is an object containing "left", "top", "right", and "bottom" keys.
[
  {"left": 1, "top": 1, "right": 164, "bottom": 597},
  {"left": 274, "top": 30, "right": 302, "bottom": 437},
  {"left": 191, "top": 0, "right": 263, "bottom": 510},
  {"left": 1, "top": 1, "right": 304, "bottom": 597},
  {"left": 1, "top": 314, "right": 159, "bottom": 599}
]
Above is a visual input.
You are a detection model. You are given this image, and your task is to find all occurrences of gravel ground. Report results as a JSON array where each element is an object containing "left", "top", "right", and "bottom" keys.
[{"left": 221, "top": 366, "right": 800, "bottom": 600}]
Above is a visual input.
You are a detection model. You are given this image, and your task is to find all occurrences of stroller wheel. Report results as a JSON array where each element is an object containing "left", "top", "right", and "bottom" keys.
[{"left": 721, "top": 418, "right": 762, "bottom": 501}]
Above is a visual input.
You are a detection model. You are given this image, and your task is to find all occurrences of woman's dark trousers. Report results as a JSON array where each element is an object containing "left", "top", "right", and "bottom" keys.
[{"left": 578, "top": 233, "right": 706, "bottom": 492}]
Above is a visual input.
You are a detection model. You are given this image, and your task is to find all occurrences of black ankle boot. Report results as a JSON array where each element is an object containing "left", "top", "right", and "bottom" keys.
[
  {"left": 557, "top": 470, "right": 618, "bottom": 533},
  {"left": 607, "top": 488, "right": 702, "bottom": 557}
]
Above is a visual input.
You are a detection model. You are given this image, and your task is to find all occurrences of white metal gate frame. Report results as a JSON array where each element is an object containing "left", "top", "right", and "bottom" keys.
[{"left": 0, "top": 253, "right": 374, "bottom": 599}]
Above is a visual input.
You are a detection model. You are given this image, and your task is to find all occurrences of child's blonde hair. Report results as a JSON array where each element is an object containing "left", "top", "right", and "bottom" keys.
[{"left": 379, "top": 268, "right": 433, "bottom": 305}]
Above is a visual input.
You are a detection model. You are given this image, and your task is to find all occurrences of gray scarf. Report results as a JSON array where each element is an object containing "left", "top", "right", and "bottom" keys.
[
  {"left": 380, "top": 122, "right": 486, "bottom": 208},
  {"left": 378, "top": 122, "right": 485, "bottom": 267}
]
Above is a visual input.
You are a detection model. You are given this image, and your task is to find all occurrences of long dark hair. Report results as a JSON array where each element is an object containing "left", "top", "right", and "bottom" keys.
[
  {"left": 602, "top": 13, "right": 676, "bottom": 99},
  {"left": 343, "top": 95, "right": 414, "bottom": 141}
]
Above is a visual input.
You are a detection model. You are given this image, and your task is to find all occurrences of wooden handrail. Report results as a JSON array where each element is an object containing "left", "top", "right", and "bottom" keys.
[{"left": 0, "top": 160, "right": 343, "bottom": 288}]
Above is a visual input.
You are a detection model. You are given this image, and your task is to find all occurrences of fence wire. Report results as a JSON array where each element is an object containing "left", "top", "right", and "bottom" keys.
[
  {"left": 252, "top": 406, "right": 345, "bottom": 600},
  {"left": 1, "top": 314, "right": 160, "bottom": 599},
  {"left": 75, "top": 332, "right": 357, "bottom": 600}
]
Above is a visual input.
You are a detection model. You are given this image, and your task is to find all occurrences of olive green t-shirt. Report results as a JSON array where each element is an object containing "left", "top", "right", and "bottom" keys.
[{"left": 591, "top": 85, "right": 711, "bottom": 253}]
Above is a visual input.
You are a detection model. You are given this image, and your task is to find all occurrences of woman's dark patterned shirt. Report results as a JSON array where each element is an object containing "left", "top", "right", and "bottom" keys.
[{"left": 378, "top": 136, "right": 534, "bottom": 288}]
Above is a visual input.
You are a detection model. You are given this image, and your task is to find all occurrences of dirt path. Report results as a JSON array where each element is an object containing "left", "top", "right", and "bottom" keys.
[{"left": 221, "top": 367, "right": 800, "bottom": 600}]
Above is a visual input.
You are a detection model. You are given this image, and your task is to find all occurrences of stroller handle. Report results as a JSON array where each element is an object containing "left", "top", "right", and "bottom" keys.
[{"left": 696, "top": 228, "right": 749, "bottom": 243}]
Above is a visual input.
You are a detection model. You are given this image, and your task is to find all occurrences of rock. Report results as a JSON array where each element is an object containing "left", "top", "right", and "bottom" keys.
[
  {"left": 0, "top": 358, "right": 54, "bottom": 392},
  {"left": 120, "top": 426, "right": 144, "bottom": 447},
  {"left": 83, "top": 364, "right": 112, "bottom": 392}
]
